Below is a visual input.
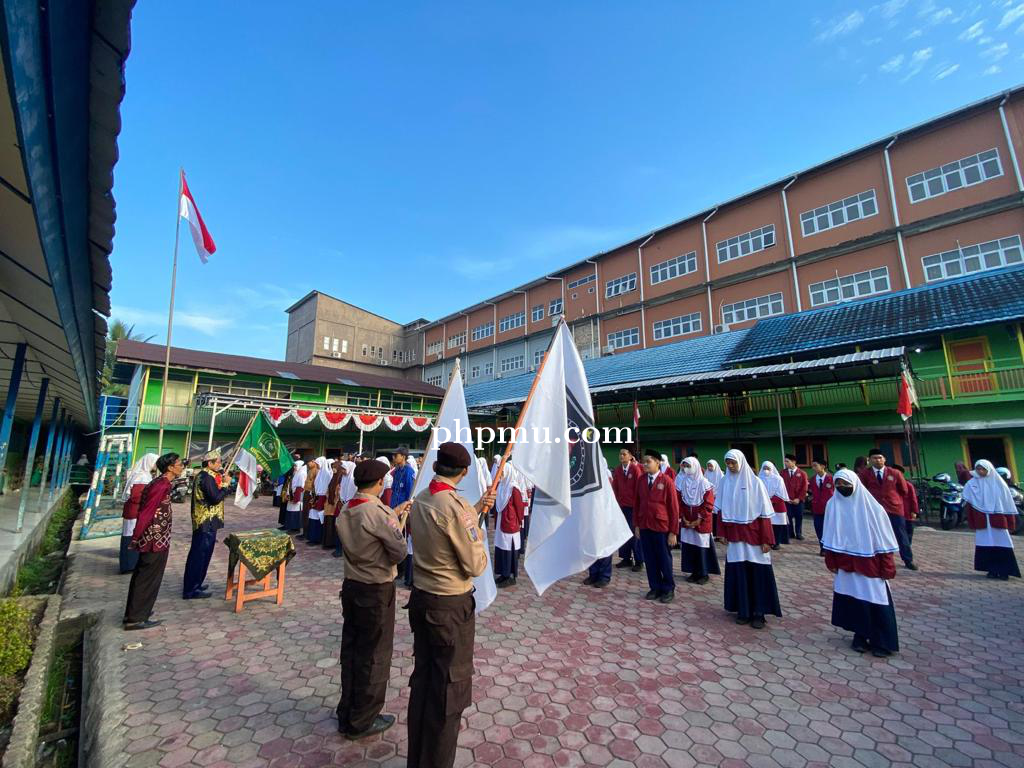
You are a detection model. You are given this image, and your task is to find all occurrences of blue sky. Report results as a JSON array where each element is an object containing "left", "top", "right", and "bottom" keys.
[{"left": 109, "top": 0, "right": 1024, "bottom": 358}]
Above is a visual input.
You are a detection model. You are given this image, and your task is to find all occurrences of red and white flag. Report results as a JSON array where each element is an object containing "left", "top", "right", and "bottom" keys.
[
  {"left": 234, "top": 448, "right": 260, "bottom": 509},
  {"left": 179, "top": 171, "right": 217, "bottom": 263},
  {"left": 897, "top": 370, "right": 918, "bottom": 422},
  {"left": 632, "top": 397, "right": 640, "bottom": 430}
]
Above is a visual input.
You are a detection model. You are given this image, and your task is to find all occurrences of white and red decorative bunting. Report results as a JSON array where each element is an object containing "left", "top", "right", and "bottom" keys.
[
  {"left": 354, "top": 413, "right": 383, "bottom": 432},
  {"left": 383, "top": 415, "right": 407, "bottom": 431},
  {"left": 320, "top": 411, "right": 350, "bottom": 430},
  {"left": 408, "top": 416, "right": 431, "bottom": 432},
  {"left": 292, "top": 409, "right": 317, "bottom": 424},
  {"left": 266, "top": 407, "right": 287, "bottom": 427},
  {"left": 262, "top": 408, "right": 431, "bottom": 432}
]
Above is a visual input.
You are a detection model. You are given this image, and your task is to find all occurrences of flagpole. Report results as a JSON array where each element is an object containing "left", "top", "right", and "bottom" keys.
[
  {"left": 157, "top": 169, "right": 184, "bottom": 455},
  {"left": 225, "top": 411, "right": 260, "bottom": 470},
  {"left": 410, "top": 358, "right": 461, "bottom": 499}
]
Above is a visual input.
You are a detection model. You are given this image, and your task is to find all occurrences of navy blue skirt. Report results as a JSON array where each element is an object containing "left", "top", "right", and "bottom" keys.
[
  {"left": 832, "top": 587, "right": 899, "bottom": 653},
  {"left": 680, "top": 542, "right": 720, "bottom": 577},
  {"left": 772, "top": 524, "right": 791, "bottom": 545},
  {"left": 974, "top": 546, "right": 1021, "bottom": 578},
  {"left": 724, "top": 561, "right": 782, "bottom": 619}
]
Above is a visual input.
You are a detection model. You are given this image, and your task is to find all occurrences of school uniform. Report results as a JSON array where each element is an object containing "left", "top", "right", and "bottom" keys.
[
  {"left": 964, "top": 460, "right": 1021, "bottom": 579},
  {"left": 809, "top": 472, "right": 834, "bottom": 545},
  {"left": 634, "top": 470, "right": 680, "bottom": 598},
  {"left": 759, "top": 463, "right": 790, "bottom": 546},
  {"left": 613, "top": 461, "right": 644, "bottom": 567},
  {"left": 676, "top": 460, "right": 719, "bottom": 582},
  {"left": 783, "top": 466, "right": 808, "bottom": 540},
  {"left": 284, "top": 463, "right": 306, "bottom": 532},
  {"left": 494, "top": 477, "right": 525, "bottom": 583},
  {"left": 859, "top": 466, "right": 915, "bottom": 567}
]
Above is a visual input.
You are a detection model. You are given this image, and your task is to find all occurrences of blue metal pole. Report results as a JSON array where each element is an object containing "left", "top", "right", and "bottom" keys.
[
  {"left": 58, "top": 418, "right": 74, "bottom": 489},
  {"left": 0, "top": 342, "right": 28, "bottom": 494},
  {"left": 37, "top": 397, "right": 60, "bottom": 505},
  {"left": 48, "top": 411, "right": 67, "bottom": 502},
  {"left": 16, "top": 378, "right": 48, "bottom": 532}
]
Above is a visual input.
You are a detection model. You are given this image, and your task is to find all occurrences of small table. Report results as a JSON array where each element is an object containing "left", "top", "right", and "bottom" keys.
[{"left": 223, "top": 529, "right": 296, "bottom": 613}]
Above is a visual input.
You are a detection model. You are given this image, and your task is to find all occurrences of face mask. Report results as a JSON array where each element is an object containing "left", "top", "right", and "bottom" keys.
[
  {"left": 836, "top": 486, "right": 854, "bottom": 497},
  {"left": 683, "top": 466, "right": 696, "bottom": 475}
]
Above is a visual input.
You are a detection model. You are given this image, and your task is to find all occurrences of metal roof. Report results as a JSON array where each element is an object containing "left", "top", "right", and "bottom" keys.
[{"left": 728, "top": 265, "right": 1024, "bottom": 364}]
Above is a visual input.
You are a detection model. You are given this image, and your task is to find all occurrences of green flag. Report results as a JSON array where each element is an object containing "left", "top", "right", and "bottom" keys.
[{"left": 238, "top": 411, "right": 291, "bottom": 478}]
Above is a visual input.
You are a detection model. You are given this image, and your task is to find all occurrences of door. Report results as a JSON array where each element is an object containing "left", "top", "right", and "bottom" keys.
[
  {"left": 965, "top": 437, "right": 1010, "bottom": 471},
  {"left": 949, "top": 338, "right": 995, "bottom": 395},
  {"left": 730, "top": 442, "right": 757, "bottom": 468},
  {"left": 873, "top": 436, "right": 909, "bottom": 469}
]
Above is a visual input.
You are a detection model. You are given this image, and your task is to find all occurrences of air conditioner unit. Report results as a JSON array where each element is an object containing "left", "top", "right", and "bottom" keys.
[
  {"left": 602, "top": 345, "right": 615, "bottom": 355},
  {"left": 714, "top": 323, "right": 731, "bottom": 334},
  {"left": 379, "top": 359, "right": 389, "bottom": 366},
  {"left": 459, "top": 346, "right": 466, "bottom": 353},
  {"left": 331, "top": 352, "right": 342, "bottom": 359},
  {"left": 494, "top": 372, "right": 503, "bottom": 379}
]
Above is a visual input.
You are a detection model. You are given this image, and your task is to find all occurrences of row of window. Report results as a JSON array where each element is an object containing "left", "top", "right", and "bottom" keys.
[
  {"left": 717, "top": 225, "right": 776, "bottom": 264},
  {"left": 567, "top": 273, "right": 595, "bottom": 290},
  {"left": 809, "top": 267, "right": 890, "bottom": 307},
  {"left": 722, "top": 292, "right": 784, "bottom": 325},
  {"left": 922, "top": 235, "right": 1022, "bottom": 282},
  {"left": 907, "top": 148, "right": 1002, "bottom": 203},
  {"left": 447, "top": 331, "right": 466, "bottom": 349},
  {"left": 499, "top": 311, "right": 526, "bottom": 333},
  {"left": 322, "top": 336, "right": 414, "bottom": 363},
  {"left": 800, "top": 190, "right": 878, "bottom": 237}
]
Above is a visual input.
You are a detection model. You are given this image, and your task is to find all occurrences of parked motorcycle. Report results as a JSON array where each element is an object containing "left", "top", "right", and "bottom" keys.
[
  {"left": 996, "top": 467, "right": 1024, "bottom": 534},
  {"left": 170, "top": 470, "right": 194, "bottom": 504},
  {"left": 932, "top": 472, "right": 965, "bottom": 530}
]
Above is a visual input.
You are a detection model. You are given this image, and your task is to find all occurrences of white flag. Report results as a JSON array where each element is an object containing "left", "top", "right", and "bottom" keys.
[
  {"left": 234, "top": 448, "right": 260, "bottom": 509},
  {"left": 413, "top": 359, "right": 498, "bottom": 613},
  {"left": 512, "top": 322, "right": 631, "bottom": 595}
]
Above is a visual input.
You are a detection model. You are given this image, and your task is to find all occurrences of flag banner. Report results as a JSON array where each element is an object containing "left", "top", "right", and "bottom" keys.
[
  {"left": 898, "top": 370, "right": 918, "bottom": 422},
  {"left": 238, "top": 412, "right": 291, "bottom": 478},
  {"left": 512, "top": 322, "right": 632, "bottom": 595},
  {"left": 414, "top": 360, "right": 497, "bottom": 613},
  {"left": 234, "top": 447, "right": 259, "bottom": 509},
  {"left": 179, "top": 171, "right": 217, "bottom": 263}
]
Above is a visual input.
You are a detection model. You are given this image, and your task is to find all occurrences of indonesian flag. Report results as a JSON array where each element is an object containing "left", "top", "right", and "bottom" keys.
[
  {"left": 234, "top": 448, "right": 260, "bottom": 509},
  {"left": 179, "top": 171, "right": 217, "bottom": 263},
  {"left": 632, "top": 397, "right": 640, "bottom": 429},
  {"left": 897, "top": 370, "right": 918, "bottom": 422}
]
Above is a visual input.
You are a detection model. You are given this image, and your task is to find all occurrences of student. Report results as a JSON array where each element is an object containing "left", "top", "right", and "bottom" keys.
[
  {"left": 659, "top": 454, "right": 677, "bottom": 483},
  {"left": 859, "top": 450, "right": 917, "bottom": 570},
  {"left": 808, "top": 458, "right": 835, "bottom": 555},
  {"left": 704, "top": 460, "right": 724, "bottom": 487},
  {"left": 612, "top": 448, "right": 644, "bottom": 572},
  {"left": 120, "top": 453, "right": 158, "bottom": 574},
  {"left": 634, "top": 449, "right": 680, "bottom": 603},
  {"left": 963, "top": 459, "right": 1020, "bottom": 580},
  {"left": 822, "top": 470, "right": 900, "bottom": 657},
  {"left": 676, "top": 457, "right": 718, "bottom": 584},
  {"left": 716, "top": 450, "right": 781, "bottom": 630},
  {"left": 307, "top": 457, "right": 332, "bottom": 546},
  {"left": 283, "top": 460, "right": 306, "bottom": 533},
  {"left": 758, "top": 461, "right": 790, "bottom": 549},
  {"left": 892, "top": 465, "right": 919, "bottom": 546},
  {"left": 300, "top": 457, "right": 318, "bottom": 539},
  {"left": 782, "top": 454, "right": 808, "bottom": 541},
  {"left": 494, "top": 462, "right": 526, "bottom": 588}
]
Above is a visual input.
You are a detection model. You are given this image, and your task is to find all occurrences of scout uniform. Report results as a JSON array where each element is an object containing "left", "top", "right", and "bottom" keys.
[
  {"left": 336, "top": 460, "right": 408, "bottom": 739},
  {"left": 406, "top": 442, "right": 488, "bottom": 768}
]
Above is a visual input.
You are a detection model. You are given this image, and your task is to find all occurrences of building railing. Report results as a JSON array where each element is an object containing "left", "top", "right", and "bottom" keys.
[{"left": 133, "top": 402, "right": 438, "bottom": 429}]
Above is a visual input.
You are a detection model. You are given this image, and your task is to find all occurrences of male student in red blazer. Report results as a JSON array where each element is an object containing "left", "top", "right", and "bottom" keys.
[
  {"left": 859, "top": 449, "right": 917, "bottom": 570},
  {"left": 781, "top": 454, "right": 809, "bottom": 540},
  {"left": 634, "top": 449, "right": 680, "bottom": 604},
  {"left": 808, "top": 458, "right": 834, "bottom": 555},
  {"left": 612, "top": 448, "right": 644, "bottom": 572}
]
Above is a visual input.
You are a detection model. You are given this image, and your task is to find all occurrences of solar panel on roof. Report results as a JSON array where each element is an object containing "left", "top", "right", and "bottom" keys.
[{"left": 276, "top": 371, "right": 299, "bottom": 380}]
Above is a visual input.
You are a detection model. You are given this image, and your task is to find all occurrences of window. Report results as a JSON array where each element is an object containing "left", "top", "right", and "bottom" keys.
[
  {"left": 907, "top": 149, "right": 1002, "bottom": 203},
  {"left": 650, "top": 251, "right": 697, "bottom": 285},
  {"left": 500, "top": 354, "right": 525, "bottom": 373},
  {"left": 331, "top": 338, "right": 339, "bottom": 353},
  {"left": 605, "top": 273, "right": 637, "bottom": 298},
  {"left": 549, "top": 298, "right": 563, "bottom": 316},
  {"left": 447, "top": 331, "right": 467, "bottom": 349},
  {"left": 532, "top": 305, "right": 545, "bottom": 322},
  {"left": 533, "top": 349, "right": 545, "bottom": 367},
  {"left": 809, "top": 267, "right": 890, "bottom": 307},
  {"left": 426, "top": 341, "right": 442, "bottom": 356},
  {"left": 499, "top": 311, "right": 526, "bottom": 333},
  {"left": 471, "top": 322, "right": 494, "bottom": 341},
  {"left": 484, "top": 361, "right": 493, "bottom": 376},
  {"left": 341, "top": 340, "right": 348, "bottom": 354},
  {"left": 570, "top": 292, "right": 578, "bottom": 300},
  {"left": 652, "top": 312, "right": 702, "bottom": 340},
  {"left": 470, "top": 365, "right": 480, "bottom": 379},
  {"left": 800, "top": 190, "right": 878, "bottom": 237},
  {"left": 425, "top": 374, "right": 442, "bottom": 386},
  {"left": 794, "top": 440, "right": 828, "bottom": 468},
  {"left": 722, "top": 292, "right": 784, "bottom": 324},
  {"left": 567, "top": 274, "right": 595, "bottom": 290},
  {"left": 361, "top": 344, "right": 369, "bottom": 357},
  {"left": 606, "top": 327, "right": 640, "bottom": 350},
  {"left": 322, "top": 336, "right": 330, "bottom": 350},
  {"left": 716, "top": 225, "right": 776, "bottom": 263},
  {"left": 370, "top": 345, "right": 376, "bottom": 357},
  {"left": 922, "top": 235, "right": 1022, "bottom": 282}
]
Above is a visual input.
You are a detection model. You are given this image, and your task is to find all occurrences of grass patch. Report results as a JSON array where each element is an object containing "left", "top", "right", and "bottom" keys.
[
  {"left": 14, "top": 494, "right": 78, "bottom": 596},
  {"left": 40, "top": 647, "right": 69, "bottom": 728}
]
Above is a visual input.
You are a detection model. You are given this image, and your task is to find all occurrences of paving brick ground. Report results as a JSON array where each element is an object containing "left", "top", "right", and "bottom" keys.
[{"left": 62, "top": 496, "right": 1024, "bottom": 768}]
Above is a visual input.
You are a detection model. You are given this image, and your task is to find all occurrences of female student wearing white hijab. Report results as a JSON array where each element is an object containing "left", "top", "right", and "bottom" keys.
[
  {"left": 964, "top": 459, "right": 1021, "bottom": 580},
  {"left": 758, "top": 461, "right": 790, "bottom": 549},
  {"left": 284, "top": 460, "right": 306, "bottom": 533},
  {"left": 120, "top": 453, "right": 158, "bottom": 574},
  {"left": 307, "top": 457, "right": 333, "bottom": 545},
  {"left": 716, "top": 450, "right": 781, "bottom": 629},
  {"left": 822, "top": 469, "right": 900, "bottom": 657},
  {"left": 675, "top": 457, "right": 719, "bottom": 584},
  {"left": 493, "top": 462, "right": 527, "bottom": 588},
  {"left": 704, "top": 460, "right": 724, "bottom": 487}
]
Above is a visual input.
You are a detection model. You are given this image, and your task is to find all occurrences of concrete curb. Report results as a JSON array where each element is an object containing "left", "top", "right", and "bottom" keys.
[{"left": 3, "top": 594, "right": 61, "bottom": 768}]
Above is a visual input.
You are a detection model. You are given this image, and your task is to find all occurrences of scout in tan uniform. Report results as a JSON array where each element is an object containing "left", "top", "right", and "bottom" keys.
[
  {"left": 335, "top": 459, "right": 411, "bottom": 740},
  {"left": 406, "top": 442, "right": 494, "bottom": 768}
]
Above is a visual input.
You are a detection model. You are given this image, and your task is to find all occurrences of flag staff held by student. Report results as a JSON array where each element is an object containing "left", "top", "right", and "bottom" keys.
[{"left": 157, "top": 170, "right": 216, "bottom": 454}]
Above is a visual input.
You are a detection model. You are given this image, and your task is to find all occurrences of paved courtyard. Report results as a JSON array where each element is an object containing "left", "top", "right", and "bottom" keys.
[{"left": 62, "top": 496, "right": 1024, "bottom": 768}]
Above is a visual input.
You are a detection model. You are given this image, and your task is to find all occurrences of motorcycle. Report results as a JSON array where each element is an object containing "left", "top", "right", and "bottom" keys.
[
  {"left": 996, "top": 467, "right": 1024, "bottom": 534},
  {"left": 170, "top": 473, "right": 192, "bottom": 504},
  {"left": 932, "top": 472, "right": 965, "bottom": 530}
]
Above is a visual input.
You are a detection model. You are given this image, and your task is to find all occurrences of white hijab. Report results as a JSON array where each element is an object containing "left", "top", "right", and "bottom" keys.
[
  {"left": 339, "top": 460, "right": 357, "bottom": 503},
  {"left": 822, "top": 469, "right": 899, "bottom": 557},
  {"left": 496, "top": 461, "right": 521, "bottom": 513},
  {"left": 490, "top": 455, "right": 501, "bottom": 481},
  {"left": 675, "top": 456, "right": 713, "bottom": 506},
  {"left": 289, "top": 461, "right": 307, "bottom": 493},
  {"left": 963, "top": 459, "right": 1018, "bottom": 515},
  {"left": 313, "top": 457, "right": 333, "bottom": 496},
  {"left": 122, "top": 453, "right": 158, "bottom": 501},
  {"left": 705, "top": 460, "right": 724, "bottom": 487},
  {"left": 377, "top": 457, "right": 393, "bottom": 490},
  {"left": 660, "top": 454, "right": 670, "bottom": 473},
  {"left": 758, "top": 461, "right": 788, "bottom": 500},
  {"left": 715, "top": 449, "right": 774, "bottom": 524},
  {"left": 408, "top": 455, "right": 418, "bottom": 477}
]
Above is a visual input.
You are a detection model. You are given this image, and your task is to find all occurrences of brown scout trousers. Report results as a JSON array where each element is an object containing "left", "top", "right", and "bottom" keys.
[
  {"left": 406, "top": 588, "right": 475, "bottom": 768},
  {"left": 336, "top": 579, "right": 396, "bottom": 734}
]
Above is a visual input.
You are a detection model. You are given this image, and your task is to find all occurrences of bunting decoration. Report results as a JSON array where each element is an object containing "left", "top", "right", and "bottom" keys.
[{"left": 262, "top": 408, "right": 432, "bottom": 432}]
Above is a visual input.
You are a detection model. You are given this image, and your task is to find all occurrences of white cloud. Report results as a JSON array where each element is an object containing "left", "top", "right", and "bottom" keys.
[
  {"left": 978, "top": 34, "right": 994, "bottom": 43},
  {"left": 816, "top": 11, "right": 866, "bottom": 41},
  {"left": 880, "top": 0, "right": 909, "bottom": 18},
  {"left": 958, "top": 20, "right": 985, "bottom": 40},
  {"left": 863, "top": 36, "right": 884, "bottom": 45},
  {"left": 906, "top": 28, "right": 924, "bottom": 38},
  {"left": 981, "top": 41, "right": 1010, "bottom": 59},
  {"left": 111, "top": 305, "right": 233, "bottom": 336},
  {"left": 997, "top": 2, "right": 1024, "bottom": 29},
  {"left": 901, "top": 46, "right": 934, "bottom": 79},
  {"left": 984, "top": 64, "right": 1003, "bottom": 73},
  {"left": 930, "top": 7, "right": 955, "bottom": 23},
  {"left": 934, "top": 62, "right": 960, "bottom": 78},
  {"left": 880, "top": 53, "right": 906, "bottom": 71}
]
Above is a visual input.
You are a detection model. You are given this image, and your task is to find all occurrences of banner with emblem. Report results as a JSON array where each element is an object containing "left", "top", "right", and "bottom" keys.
[
  {"left": 237, "top": 411, "right": 291, "bottom": 479},
  {"left": 511, "top": 321, "right": 631, "bottom": 595}
]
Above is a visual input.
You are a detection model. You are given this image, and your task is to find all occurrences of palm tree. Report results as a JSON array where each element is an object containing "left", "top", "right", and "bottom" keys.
[{"left": 101, "top": 320, "right": 154, "bottom": 395}]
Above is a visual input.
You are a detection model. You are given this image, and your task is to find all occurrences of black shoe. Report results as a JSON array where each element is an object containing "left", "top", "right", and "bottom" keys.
[
  {"left": 998, "top": 574, "right": 1010, "bottom": 581},
  {"left": 124, "top": 619, "right": 162, "bottom": 631},
  {"left": 593, "top": 579, "right": 609, "bottom": 588},
  {"left": 614, "top": 560, "right": 633, "bottom": 569},
  {"left": 497, "top": 577, "right": 516, "bottom": 589},
  {"left": 696, "top": 576, "right": 709, "bottom": 585},
  {"left": 750, "top": 616, "right": 766, "bottom": 629},
  {"left": 645, "top": 590, "right": 659, "bottom": 600},
  {"left": 686, "top": 574, "right": 699, "bottom": 583},
  {"left": 819, "top": 549, "right": 825, "bottom": 557},
  {"left": 277, "top": 525, "right": 287, "bottom": 530},
  {"left": 583, "top": 576, "right": 597, "bottom": 586},
  {"left": 735, "top": 616, "right": 750, "bottom": 625},
  {"left": 658, "top": 591, "right": 675, "bottom": 604},
  {"left": 795, "top": 535, "right": 804, "bottom": 540},
  {"left": 332, "top": 551, "right": 343, "bottom": 558},
  {"left": 400, "top": 602, "right": 409, "bottom": 610},
  {"left": 344, "top": 714, "right": 396, "bottom": 741},
  {"left": 905, "top": 562, "right": 918, "bottom": 571},
  {"left": 631, "top": 564, "right": 644, "bottom": 573},
  {"left": 198, "top": 584, "right": 210, "bottom": 592},
  {"left": 771, "top": 544, "right": 780, "bottom": 551},
  {"left": 851, "top": 637, "right": 868, "bottom": 653},
  {"left": 183, "top": 592, "right": 212, "bottom": 600},
  {"left": 871, "top": 648, "right": 892, "bottom": 658},
  {"left": 495, "top": 576, "right": 509, "bottom": 586}
]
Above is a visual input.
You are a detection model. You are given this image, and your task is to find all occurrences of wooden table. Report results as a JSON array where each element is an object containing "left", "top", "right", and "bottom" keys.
[
  {"left": 222, "top": 529, "right": 294, "bottom": 613},
  {"left": 225, "top": 559, "right": 286, "bottom": 613}
]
